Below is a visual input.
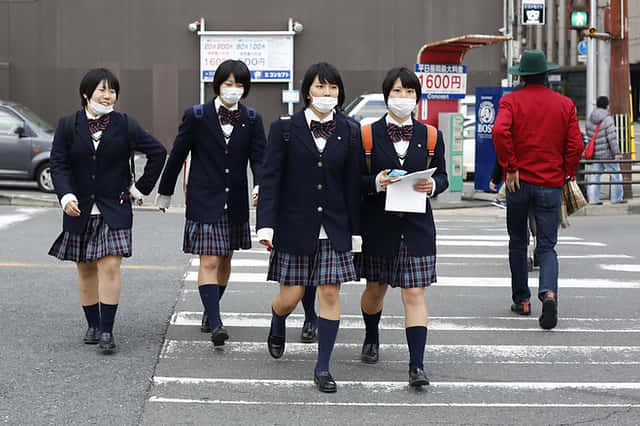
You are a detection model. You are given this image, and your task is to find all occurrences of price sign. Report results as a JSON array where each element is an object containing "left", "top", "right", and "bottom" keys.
[{"left": 415, "top": 64, "right": 467, "bottom": 100}]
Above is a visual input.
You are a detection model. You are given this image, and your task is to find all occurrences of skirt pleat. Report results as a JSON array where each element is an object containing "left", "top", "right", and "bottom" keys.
[{"left": 183, "top": 211, "right": 251, "bottom": 256}]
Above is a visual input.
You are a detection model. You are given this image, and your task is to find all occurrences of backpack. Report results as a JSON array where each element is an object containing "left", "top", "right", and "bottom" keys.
[
  {"left": 361, "top": 123, "right": 438, "bottom": 174},
  {"left": 278, "top": 114, "right": 360, "bottom": 151},
  {"left": 192, "top": 104, "right": 257, "bottom": 126},
  {"left": 63, "top": 112, "right": 139, "bottom": 184}
]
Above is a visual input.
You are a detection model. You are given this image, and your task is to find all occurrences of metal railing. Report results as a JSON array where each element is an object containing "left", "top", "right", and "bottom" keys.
[{"left": 576, "top": 157, "right": 640, "bottom": 200}]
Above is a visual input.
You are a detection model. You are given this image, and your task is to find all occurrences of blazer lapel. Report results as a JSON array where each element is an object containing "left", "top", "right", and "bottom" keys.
[
  {"left": 404, "top": 118, "right": 428, "bottom": 170},
  {"left": 324, "top": 113, "right": 347, "bottom": 155},
  {"left": 202, "top": 101, "right": 227, "bottom": 149},
  {"left": 96, "top": 112, "right": 119, "bottom": 154},
  {"left": 372, "top": 117, "right": 402, "bottom": 169},
  {"left": 228, "top": 103, "right": 248, "bottom": 144},
  {"left": 291, "top": 111, "right": 321, "bottom": 157}
]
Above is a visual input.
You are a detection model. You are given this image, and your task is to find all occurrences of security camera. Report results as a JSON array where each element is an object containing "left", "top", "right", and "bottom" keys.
[
  {"left": 497, "top": 27, "right": 506, "bottom": 35},
  {"left": 188, "top": 21, "right": 200, "bottom": 32},
  {"left": 292, "top": 21, "right": 304, "bottom": 33}
]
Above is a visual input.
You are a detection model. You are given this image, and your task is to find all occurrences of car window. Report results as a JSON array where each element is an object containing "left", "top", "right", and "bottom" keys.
[
  {"left": 343, "top": 96, "right": 365, "bottom": 115},
  {"left": 353, "top": 100, "right": 387, "bottom": 122},
  {"left": 0, "top": 109, "right": 24, "bottom": 136},
  {"left": 11, "top": 104, "right": 55, "bottom": 134}
]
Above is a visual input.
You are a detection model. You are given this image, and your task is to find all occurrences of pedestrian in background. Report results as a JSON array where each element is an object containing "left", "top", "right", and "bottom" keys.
[
  {"left": 156, "top": 59, "right": 266, "bottom": 347},
  {"left": 585, "top": 96, "right": 626, "bottom": 205},
  {"left": 356, "top": 67, "right": 448, "bottom": 387},
  {"left": 49, "top": 68, "right": 167, "bottom": 353},
  {"left": 257, "top": 62, "right": 361, "bottom": 393},
  {"left": 493, "top": 50, "right": 583, "bottom": 329}
]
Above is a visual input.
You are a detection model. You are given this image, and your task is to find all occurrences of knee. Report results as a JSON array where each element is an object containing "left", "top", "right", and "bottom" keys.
[
  {"left": 77, "top": 263, "right": 98, "bottom": 280},
  {"left": 278, "top": 287, "right": 305, "bottom": 312},
  {"left": 363, "top": 282, "right": 387, "bottom": 302},
  {"left": 401, "top": 288, "right": 425, "bottom": 308},
  {"left": 200, "top": 256, "right": 221, "bottom": 274},
  {"left": 318, "top": 285, "right": 340, "bottom": 307}
]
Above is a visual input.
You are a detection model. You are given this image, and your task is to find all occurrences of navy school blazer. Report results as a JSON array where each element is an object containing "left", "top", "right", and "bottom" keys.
[
  {"left": 157, "top": 101, "right": 266, "bottom": 225},
  {"left": 256, "top": 110, "right": 362, "bottom": 256},
  {"left": 50, "top": 111, "right": 167, "bottom": 234},
  {"left": 360, "top": 115, "right": 448, "bottom": 257}
]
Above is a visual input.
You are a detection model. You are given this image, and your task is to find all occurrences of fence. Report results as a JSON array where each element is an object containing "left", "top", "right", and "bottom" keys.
[{"left": 576, "top": 157, "right": 640, "bottom": 199}]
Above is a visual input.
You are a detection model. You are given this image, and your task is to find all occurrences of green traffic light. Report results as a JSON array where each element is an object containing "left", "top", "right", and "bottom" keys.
[{"left": 570, "top": 11, "right": 588, "bottom": 28}]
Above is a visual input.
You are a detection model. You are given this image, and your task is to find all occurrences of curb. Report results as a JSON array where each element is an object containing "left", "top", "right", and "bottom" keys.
[{"left": 0, "top": 194, "right": 59, "bottom": 208}]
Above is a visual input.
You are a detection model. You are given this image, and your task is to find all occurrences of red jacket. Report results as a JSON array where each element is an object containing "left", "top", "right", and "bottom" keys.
[{"left": 492, "top": 84, "right": 584, "bottom": 188}]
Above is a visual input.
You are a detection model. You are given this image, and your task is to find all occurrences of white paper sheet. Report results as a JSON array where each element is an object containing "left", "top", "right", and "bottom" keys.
[{"left": 384, "top": 168, "right": 437, "bottom": 213}]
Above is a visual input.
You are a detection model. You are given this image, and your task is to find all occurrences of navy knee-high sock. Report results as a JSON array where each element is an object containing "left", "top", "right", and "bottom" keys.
[
  {"left": 199, "top": 284, "right": 221, "bottom": 329},
  {"left": 270, "top": 308, "right": 290, "bottom": 337},
  {"left": 362, "top": 310, "right": 382, "bottom": 345},
  {"left": 82, "top": 303, "right": 100, "bottom": 329},
  {"left": 302, "top": 286, "right": 317, "bottom": 323},
  {"left": 406, "top": 326, "right": 428, "bottom": 370},
  {"left": 315, "top": 317, "right": 340, "bottom": 374},
  {"left": 218, "top": 285, "right": 227, "bottom": 300},
  {"left": 98, "top": 303, "right": 118, "bottom": 334}
]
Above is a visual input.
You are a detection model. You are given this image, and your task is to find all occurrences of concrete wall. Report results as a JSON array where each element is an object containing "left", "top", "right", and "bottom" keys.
[
  {"left": 0, "top": 0, "right": 504, "bottom": 147},
  {"left": 630, "top": 0, "right": 640, "bottom": 63}
]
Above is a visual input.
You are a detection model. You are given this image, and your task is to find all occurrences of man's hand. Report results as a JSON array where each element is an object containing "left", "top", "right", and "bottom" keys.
[
  {"left": 506, "top": 170, "right": 520, "bottom": 192},
  {"left": 64, "top": 200, "right": 81, "bottom": 216}
]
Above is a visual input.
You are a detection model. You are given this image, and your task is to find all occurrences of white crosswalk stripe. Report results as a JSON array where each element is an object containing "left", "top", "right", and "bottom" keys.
[{"left": 145, "top": 217, "right": 640, "bottom": 418}]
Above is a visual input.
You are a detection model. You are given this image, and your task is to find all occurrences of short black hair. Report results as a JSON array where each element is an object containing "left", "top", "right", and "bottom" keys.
[
  {"left": 300, "top": 62, "right": 345, "bottom": 108},
  {"left": 521, "top": 72, "right": 547, "bottom": 85},
  {"left": 79, "top": 68, "right": 120, "bottom": 107},
  {"left": 213, "top": 60, "right": 251, "bottom": 98},
  {"left": 382, "top": 67, "right": 422, "bottom": 105},
  {"left": 596, "top": 96, "right": 609, "bottom": 109}
]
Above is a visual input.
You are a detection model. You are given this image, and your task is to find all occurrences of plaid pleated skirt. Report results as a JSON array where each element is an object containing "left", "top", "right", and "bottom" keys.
[
  {"left": 48, "top": 215, "right": 132, "bottom": 263},
  {"left": 267, "top": 239, "right": 357, "bottom": 287},
  {"left": 355, "top": 241, "right": 436, "bottom": 288},
  {"left": 183, "top": 211, "right": 251, "bottom": 256}
]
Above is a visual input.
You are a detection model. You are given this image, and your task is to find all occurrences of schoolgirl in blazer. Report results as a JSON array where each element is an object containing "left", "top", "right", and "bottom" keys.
[
  {"left": 257, "top": 62, "right": 361, "bottom": 393},
  {"left": 49, "top": 68, "right": 167, "bottom": 354},
  {"left": 356, "top": 67, "right": 448, "bottom": 387},
  {"left": 156, "top": 59, "right": 266, "bottom": 347}
]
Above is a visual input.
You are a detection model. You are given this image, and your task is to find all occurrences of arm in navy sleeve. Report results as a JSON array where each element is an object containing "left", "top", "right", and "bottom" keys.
[
  {"left": 50, "top": 117, "right": 74, "bottom": 201},
  {"left": 248, "top": 113, "right": 267, "bottom": 187},
  {"left": 158, "top": 109, "right": 195, "bottom": 196},
  {"left": 431, "top": 131, "right": 449, "bottom": 196},
  {"left": 256, "top": 120, "right": 285, "bottom": 230},
  {"left": 132, "top": 123, "right": 167, "bottom": 195},
  {"left": 345, "top": 124, "right": 363, "bottom": 235}
]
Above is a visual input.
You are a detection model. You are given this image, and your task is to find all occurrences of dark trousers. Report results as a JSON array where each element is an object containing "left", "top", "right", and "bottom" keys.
[{"left": 506, "top": 181, "right": 562, "bottom": 303}]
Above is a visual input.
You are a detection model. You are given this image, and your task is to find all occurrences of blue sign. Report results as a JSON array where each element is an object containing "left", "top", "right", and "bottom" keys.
[{"left": 578, "top": 40, "right": 588, "bottom": 56}]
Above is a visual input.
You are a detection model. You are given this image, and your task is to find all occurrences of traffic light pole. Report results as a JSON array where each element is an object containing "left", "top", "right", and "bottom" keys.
[{"left": 586, "top": 0, "right": 597, "bottom": 118}]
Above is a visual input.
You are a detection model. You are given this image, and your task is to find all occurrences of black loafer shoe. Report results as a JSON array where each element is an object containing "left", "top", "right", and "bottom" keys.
[
  {"left": 211, "top": 326, "right": 229, "bottom": 346},
  {"left": 361, "top": 342, "right": 379, "bottom": 364},
  {"left": 314, "top": 371, "right": 337, "bottom": 393},
  {"left": 200, "top": 312, "right": 211, "bottom": 333},
  {"left": 267, "top": 334, "right": 285, "bottom": 359},
  {"left": 539, "top": 294, "right": 558, "bottom": 330},
  {"left": 409, "top": 368, "right": 430, "bottom": 387},
  {"left": 98, "top": 332, "right": 116, "bottom": 354},
  {"left": 510, "top": 300, "right": 531, "bottom": 316},
  {"left": 300, "top": 321, "right": 317, "bottom": 343},
  {"left": 84, "top": 327, "right": 100, "bottom": 344}
]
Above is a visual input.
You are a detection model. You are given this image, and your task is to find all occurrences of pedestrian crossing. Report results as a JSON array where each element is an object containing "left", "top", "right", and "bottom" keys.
[
  {"left": 143, "top": 215, "right": 640, "bottom": 424},
  {"left": 0, "top": 207, "right": 40, "bottom": 230}
]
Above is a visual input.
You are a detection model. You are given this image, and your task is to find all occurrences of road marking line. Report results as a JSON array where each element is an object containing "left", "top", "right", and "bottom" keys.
[
  {"left": 0, "top": 262, "right": 182, "bottom": 270},
  {"left": 600, "top": 264, "right": 640, "bottom": 272},
  {"left": 190, "top": 258, "right": 269, "bottom": 267},
  {"left": 148, "top": 397, "right": 640, "bottom": 408},
  {"left": 182, "top": 272, "right": 640, "bottom": 289},
  {"left": 152, "top": 376, "right": 640, "bottom": 390},
  {"left": 0, "top": 213, "right": 33, "bottom": 230},
  {"left": 437, "top": 241, "right": 606, "bottom": 247},
  {"left": 170, "top": 313, "right": 640, "bottom": 332}
]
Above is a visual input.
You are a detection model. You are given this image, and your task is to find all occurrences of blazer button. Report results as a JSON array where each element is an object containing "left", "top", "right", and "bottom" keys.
[
  {"left": 317, "top": 206, "right": 323, "bottom": 213},
  {"left": 90, "top": 194, "right": 95, "bottom": 199},
  {"left": 317, "top": 161, "right": 323, "bottom": 167},
  {"left": 317, "top": 184, "right": 323, "bottom": 190},
  {"left": 225, "top": 187, "right": 230, "bottom": 192},
  {"left": 225, "top": 168, "right": 230, "bottom": 174},
  {"left": 225, "top": 149, "right": 229, "bottom": 155},
  {"left": 91, "top": 175, "right": 96, "bottom": 180},
  {"left": 92, "top": 155, "right": 96, "bottom": 160}
]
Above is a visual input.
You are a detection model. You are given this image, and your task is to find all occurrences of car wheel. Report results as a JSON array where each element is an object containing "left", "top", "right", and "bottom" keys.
[{"left": 36, "top": 162, "right": 55, "bottom": 193}]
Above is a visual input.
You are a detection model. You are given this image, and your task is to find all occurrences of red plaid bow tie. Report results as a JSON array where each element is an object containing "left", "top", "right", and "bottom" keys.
[
  {"left": 88, "top": 114, "right": 110, "bottom": 134},
  {"left": 310, "top": 119, "right": 336, "bottom": 139},
  {"left": 218, "top": 106, "right": 241, "bottom": 126},
  {"left": 386, "top": 123, "right": 413, "bottom": 143}
]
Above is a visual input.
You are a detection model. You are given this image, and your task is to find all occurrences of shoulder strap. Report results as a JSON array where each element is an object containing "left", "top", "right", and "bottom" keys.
[
  {"left": 123, "top": 114, "right": 139, "bottom": 184},
  {"left": 63, "top": 113, "right": 76, "bottom": 148},
  {"left": 425, "top": 124, "right": 437, "bottom": 168},
  {"left": 361, "top": 124, "right": 373, "bottom": 174},
  {"left": 279, "top": 115, "right": 292, "bottom": 143},
  {"left": 246, "top": 107, "right": 257, "bottom": 126},
  {"left": 192, "top": 104, "right": 204, "bottom": 120}
]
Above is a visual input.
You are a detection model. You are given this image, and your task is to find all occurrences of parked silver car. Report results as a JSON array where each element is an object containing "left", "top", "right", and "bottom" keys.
[{"left": 0, "top": 101, "right": 55, "bottom": 192}]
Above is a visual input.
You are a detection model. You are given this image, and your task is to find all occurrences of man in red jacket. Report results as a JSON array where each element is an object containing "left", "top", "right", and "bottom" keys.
[{"left": 493, "top": 50, "right": 583, "bottom": 330}]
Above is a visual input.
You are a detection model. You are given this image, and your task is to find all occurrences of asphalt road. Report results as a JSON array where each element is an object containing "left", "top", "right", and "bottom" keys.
[{"left": 1, "top": 206, "right": 639, "bottom": 425}]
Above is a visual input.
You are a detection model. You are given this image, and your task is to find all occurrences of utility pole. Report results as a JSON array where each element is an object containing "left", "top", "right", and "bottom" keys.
[
  {"left": 609, "top": 0, "right": 629, "bottom": 117},
  {"left": 586, "top": 0, "right": 597, "bottom": 118}
]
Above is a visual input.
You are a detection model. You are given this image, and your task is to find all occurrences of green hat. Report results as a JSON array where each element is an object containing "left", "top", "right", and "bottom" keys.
[{"left": 508, "top": 49, "right": 559, "bottom": 76}]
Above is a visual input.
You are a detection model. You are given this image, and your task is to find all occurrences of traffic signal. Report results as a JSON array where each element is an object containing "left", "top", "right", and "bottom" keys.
[{"left": 568, "top": 0, "right": 589, "bottom": 29}]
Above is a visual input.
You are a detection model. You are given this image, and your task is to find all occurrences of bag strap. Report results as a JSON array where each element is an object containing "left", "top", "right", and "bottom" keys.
[
  {"left": 246, "top": 107, "right": 257, "bottom": 126},
  {"left": 63, "top": 113, "right": 76, "bottom": 148},
  {"left": 279, "top": 115, "right": 292, "bottom": 143},
  {"left": 361, "top": 124, "right": 373, "bottom": 174},
  {"left": 124, "top": 114, "right": 139, "bottom": 185},
  {"left": 192, "top": 104, "right": 204, "bottom": 120},
  {"left": 425, "top": 124, "right": 437, "bottom": 168},
  {"left": 590, "top": 123, "right": 601, "bottom": 145}
]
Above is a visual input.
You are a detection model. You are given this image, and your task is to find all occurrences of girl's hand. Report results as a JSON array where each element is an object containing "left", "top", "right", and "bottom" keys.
[
  {"left": 64, "top": 200, "right": 81, "bottom": 216},
  {"left": 259, "top": 239, "right": 273, "bottom": 250},
  {"left": 413, "top": 179, "right": 433, "bottom": 193},
  {"left": 378, "top": 169, "right": 400, "bottom": 190}
]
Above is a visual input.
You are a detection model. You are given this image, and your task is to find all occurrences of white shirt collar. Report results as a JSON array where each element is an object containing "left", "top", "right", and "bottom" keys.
[
  {"left": 85, "top": 108, "right": 101, "bottom": 120},
  {"left": 305, "top": 108, "right": 334, "bottom": 127},
  {"left": 385, "top": 113, "right": 412, "bottom": 127},
  {"left": 214, "top": 97, "right": 238, "bottom": 112}
]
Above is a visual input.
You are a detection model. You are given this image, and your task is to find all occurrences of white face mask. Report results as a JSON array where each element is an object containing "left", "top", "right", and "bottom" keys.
[
  {"left": 88, "top": 99, "right": 114, "bottom": 116},
  {"left": 311, "top": 96, "right": 338, "bottom": 114},
  {"left": 387, "top": 97, "right": 416, "bottom": 119},
  {"left": 220, "top": 87, "right": 244, "bottom": 105}
]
